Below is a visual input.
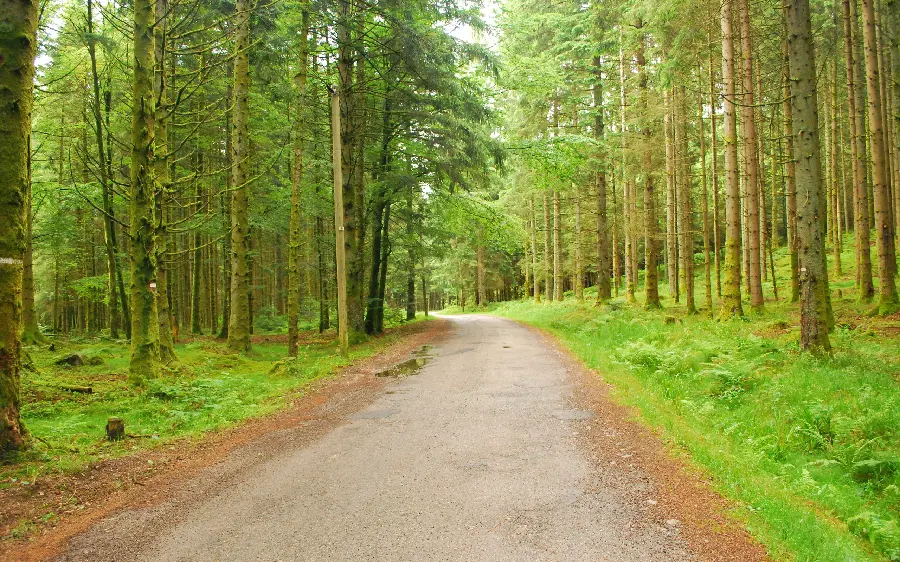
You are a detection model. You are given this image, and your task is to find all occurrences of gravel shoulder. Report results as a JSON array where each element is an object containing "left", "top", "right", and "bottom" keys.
[{"left": 24, "top": 314, "right": 766, "bottom": 561}]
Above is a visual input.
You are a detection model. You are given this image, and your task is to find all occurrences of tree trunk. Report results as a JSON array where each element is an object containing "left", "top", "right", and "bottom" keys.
[
  {"left": 635, "top": 25, "right": 660, "bottom": 309},
  {"left": 593, "top": 56, "right": 611, "bottom": 302},
  {"left": 86, "top": 0, "right": 119, "bottom": 340},
  {"left": 530, "top": 197, "right": 540, "bottom": 302},
  {"left": 699, "top": 64, "right": 713, "bottom": 313},
  {"left": 553, "top": 190, "right": 563, "bottom": 301},
  {"left": 664, "top": 89, "right": 679, "bottom": 302},
  {"left": 843, "top": 0, "right": 875, "bottom": 300},
  {"left": 476, "top": 228, "right": 485, "bottom": 306},
  {"left": 787, "top": 0, "right": 832, "bottom": 350},
  {"left": 860, "top": 0, "right": 899, "bottom": 311},
  {"left": 153, "top": 0, "right": 176, "bottom": 362},
  {"left": 543, "top": 193, "right": 551, "bottom": 302},
  {"left": 677, "top": 86, "right": 696, "bottom": 314},
  {"left": 288, "top": 6, "right": 310, "bottom": 354},
  {"left": 228, "top": 0, "right": 252, "bottom": 352},
  {"left": 129, "top": 0, "right": 161, "bottom": 382},
  {"left": 720, "top": 0, "right": 744, "bottom": 317},
  {"left": 708, "top": 46, "right": 723, "bottom": 299},
  {"left": 574, "top": 185, "right": 583, "bottom": 302},
  {"left": 0, "top": 0, "right": 37, "bottom": 455},
  {"left": 22, "top": 144, "right": 44, "bottom": 344},
  {"left": 739, "top": 0, "right": 763, "bottom": 310}
]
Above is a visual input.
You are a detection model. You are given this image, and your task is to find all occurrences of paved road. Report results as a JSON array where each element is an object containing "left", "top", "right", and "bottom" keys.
[{"left": 62, "top": 315, "right": 693, "bottom": 561}]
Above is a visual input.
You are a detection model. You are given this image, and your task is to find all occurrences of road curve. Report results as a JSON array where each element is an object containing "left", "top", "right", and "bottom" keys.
[{"left": 60, "top": 315, "right": 695, "bottom": 561}]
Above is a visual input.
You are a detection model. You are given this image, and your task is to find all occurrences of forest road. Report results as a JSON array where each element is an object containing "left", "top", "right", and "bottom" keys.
[{"left": 59, "top": 314, "right": 701, "bottom": 562}]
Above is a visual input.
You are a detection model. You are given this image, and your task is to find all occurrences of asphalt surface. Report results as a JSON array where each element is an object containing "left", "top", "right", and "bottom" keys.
[{"left": 60, "top": 315, "right": 694, "bottom": 561}]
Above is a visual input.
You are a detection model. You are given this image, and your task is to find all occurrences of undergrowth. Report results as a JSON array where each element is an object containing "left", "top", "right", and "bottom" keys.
[{"left": 3, "top": 320, "right": 423, "bottom": 488}]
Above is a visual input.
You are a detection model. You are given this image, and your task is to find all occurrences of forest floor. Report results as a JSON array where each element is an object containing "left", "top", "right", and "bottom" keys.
[
  {"left": 13, "top": 314, "right": 767, "bottom": 561},
  {"left": 0, "top": 318, "right": 444, "bottom": 559},
  {"left": 447, "top": 280, "right": 900, "bottom": 561}
]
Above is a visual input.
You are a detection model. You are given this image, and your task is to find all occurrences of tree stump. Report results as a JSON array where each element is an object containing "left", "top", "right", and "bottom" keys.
[{"left": 106, "top": 417, "right": 125, "bottom": 441}]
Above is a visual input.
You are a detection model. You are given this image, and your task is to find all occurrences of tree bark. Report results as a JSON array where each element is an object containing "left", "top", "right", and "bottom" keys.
[
  {"left": 738, "top": 0, "right": 763, "bottom": 310},
  {"left": 860, "top": 0, "right": 899, "bottom": 311},
  {"left": 676, "top": 86, "right": 696, "bottom": 314},
  {"left": 708, "top": 46, "right": 723, "bottom": 298},
  {"left": 153, "top": 0, "right": 176, "bottom": 361},
  {"left": 553, "top": 190, "right": 563, "bottom": 301},
  {"left": 288, "top": 6, "right": 310, "bottom": 354},
  {"left": 129, "top": 0, "right": 161, "bottom": 382},
  {"left": 593, "top": 56, "right": 611, "bottom": 302},
  {"left": 530, "top": 197, "right": 541, "bottom": 302},
  {"left": 574, "top": 185, "right": 584, "bottom": 302},
  {"left": 543, "top": 193, "right": 551, "bottom": 302},
  {"left": 636, "top": 25, "right": 660, "bottom": 309},
  {"left": 0, "top": 0, "right": 37, "bottom": 455},
  {"left": 720, "top": 0, "right": 744, "bottom": 317},
  {"left": 787, "top": 0, "right": 833, "bottom": 350},
  {"left": 664, "top": 89, "right": 679, "bottom": 302},
  {"left": 699, "top": 64, "right": 713, "bottom": 313},
  {"left": 843, "top": 0, "right": 875, "bottom": 300},
  {"left": 228, "top": 0, "right": 252, "bottom": 352}
]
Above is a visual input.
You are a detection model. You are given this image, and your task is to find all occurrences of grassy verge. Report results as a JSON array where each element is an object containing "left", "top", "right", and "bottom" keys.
[
  {"left": 4, "top": 320, "right": 427, "bottom": 489},
  {"left": 476, "top": 295, "right": 899, "bottom": 561}
]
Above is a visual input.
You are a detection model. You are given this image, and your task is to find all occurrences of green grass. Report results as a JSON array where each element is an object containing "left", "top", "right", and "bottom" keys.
[
  {"left": 4, "top": 320, "right": 424, "bottom": 488},
  {"left": 464, "top": 237, "right": 899, "bottom": 561}
]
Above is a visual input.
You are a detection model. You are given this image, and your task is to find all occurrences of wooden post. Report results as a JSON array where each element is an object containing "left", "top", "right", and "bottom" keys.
[{"left": 331, "top": 91, "right": 349, "bottom": 358}]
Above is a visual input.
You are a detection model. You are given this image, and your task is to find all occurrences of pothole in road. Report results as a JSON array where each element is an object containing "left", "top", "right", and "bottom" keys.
[{"left": 375, "top": 357, "right": 430, "bottom": 378}]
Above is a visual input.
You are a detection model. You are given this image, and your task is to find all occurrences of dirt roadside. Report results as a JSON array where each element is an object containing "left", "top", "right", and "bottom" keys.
[{"left": 1, "top": 319, "right": 449, "bottom": 562}]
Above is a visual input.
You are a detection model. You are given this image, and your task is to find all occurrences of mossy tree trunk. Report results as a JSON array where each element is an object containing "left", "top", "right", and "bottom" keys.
[
  {"left": 228, "top": 0, "right": 252, "bottom": 352},
  {"left": 636, "top": 23, "right": 660, "bottom": 309},
  {"left": 154, "top": 0, "right": 176, "bottom": 362},
  {"left": 720, "top": 0, "right": 744, "bottom": 317},
  {"left": 787, "top": 0, "right": 833, "bottom": 351},
  {"left": 129, "top": 0, "right": 161, "bottom": 383},
  {"left": 0, "top": 0, "right": 38, "bottom": 455}
]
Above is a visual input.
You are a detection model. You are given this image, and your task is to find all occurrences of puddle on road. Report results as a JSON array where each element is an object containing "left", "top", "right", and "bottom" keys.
[
  {"left": 412, "top": 345, "right": 434, "bottom": 357},
  {"left": 375, "top": 357, "right": 430, "bottom": 378}
]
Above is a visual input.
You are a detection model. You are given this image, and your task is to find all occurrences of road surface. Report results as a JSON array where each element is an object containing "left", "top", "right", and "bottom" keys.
[{"left": 60, "top": 315, "right": 696, "bottom": 561}]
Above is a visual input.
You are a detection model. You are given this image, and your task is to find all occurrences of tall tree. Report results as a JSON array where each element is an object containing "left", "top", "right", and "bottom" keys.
[
  {"left": 228, "top": 0, "right": 252, "bottom": 352},
  {"left": 288, "top": 5, "right": 310, "bottom": 356},
  {"left": 129, "top": 0, "right": 161, "bottom": 383},
  {"left": 738, "top": 0, "right": 763, "bottom": 310},
  {"left": 720, "top": 0, "right": 743, "bottom": 317},
  {"left": 787, "top": 0, "right": 832, "bottom": 350},
  {"left": 860, "top": 0, "right": 899, "bottom": 312},
  {"left": 0, "top": 0, "right": 39, "bottom": 455}
]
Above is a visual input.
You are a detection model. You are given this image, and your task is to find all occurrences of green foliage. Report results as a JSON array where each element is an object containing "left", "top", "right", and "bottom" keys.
[{"left": 4, "top": 324, "right": 421, "bottom": 487}]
